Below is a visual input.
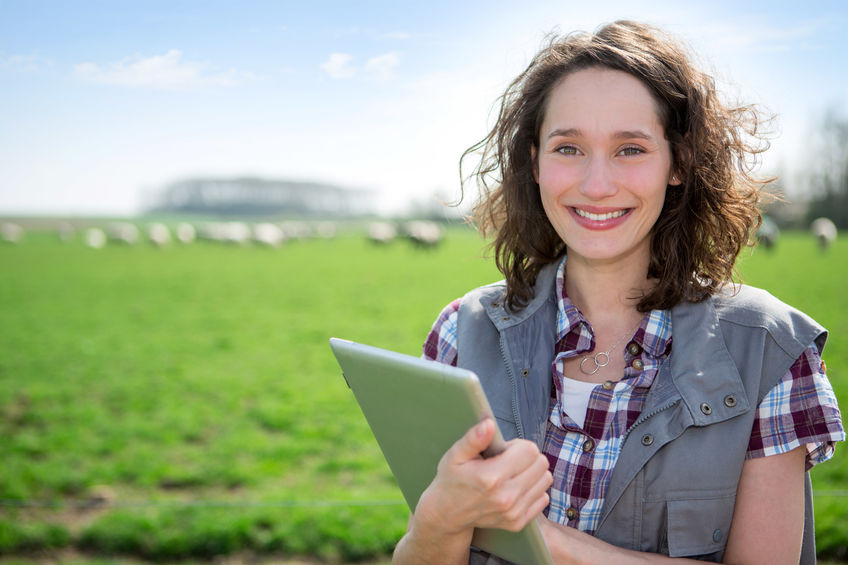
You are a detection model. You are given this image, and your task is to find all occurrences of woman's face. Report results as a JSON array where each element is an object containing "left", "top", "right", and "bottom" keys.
[{"left": 534, "top": 67, "right": 680, "bottom": 271}]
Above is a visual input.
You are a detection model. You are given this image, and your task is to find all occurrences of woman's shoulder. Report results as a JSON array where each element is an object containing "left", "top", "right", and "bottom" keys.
[
  {"left": 711, "top": 284, "right": 823, "bottom": 331},
  {"left": 708, "top": 283, "right": 826, "bottom": 355}
]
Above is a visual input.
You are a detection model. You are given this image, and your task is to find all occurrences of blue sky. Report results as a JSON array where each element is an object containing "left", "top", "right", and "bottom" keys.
[{"left": 1, "top": 0, "right": 846, "bottom": 216}]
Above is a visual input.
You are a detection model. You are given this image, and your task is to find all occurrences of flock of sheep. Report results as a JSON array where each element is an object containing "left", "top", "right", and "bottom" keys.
[
  {"left": 0, "top": 219, "right": 447, "bottom": 249},
  {"left": 754, "top": 217, "right": 839, "bottom": 250}
]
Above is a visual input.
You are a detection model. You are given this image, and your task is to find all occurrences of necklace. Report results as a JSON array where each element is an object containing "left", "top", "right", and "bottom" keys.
[{"left": 579, "top": 321, "right": 641, "bottom": 375}]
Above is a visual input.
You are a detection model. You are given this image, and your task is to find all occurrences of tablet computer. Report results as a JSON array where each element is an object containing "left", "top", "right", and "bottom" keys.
[{"left": 329, "top": 337, "right": 554, "bottom": 565}]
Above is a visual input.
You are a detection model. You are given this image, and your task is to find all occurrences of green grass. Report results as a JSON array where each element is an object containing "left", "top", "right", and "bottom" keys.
[{"left": 0, "top": 227, "right": 846, "bottom": 562}]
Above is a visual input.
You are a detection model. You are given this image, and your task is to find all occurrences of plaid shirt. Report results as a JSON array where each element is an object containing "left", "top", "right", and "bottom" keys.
[{"left": 423, "top": 257, "right": 844, "bottom": 534}]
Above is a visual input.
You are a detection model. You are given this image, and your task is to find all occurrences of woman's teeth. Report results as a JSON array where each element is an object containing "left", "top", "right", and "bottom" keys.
[{"left": 574, "top": 208, "right": 628, "bottom": 221}]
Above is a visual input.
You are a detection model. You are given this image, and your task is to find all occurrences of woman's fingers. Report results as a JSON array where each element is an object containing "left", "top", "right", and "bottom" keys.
[{"left": 441, "top": 418, "right": 497, "bottom": 468}]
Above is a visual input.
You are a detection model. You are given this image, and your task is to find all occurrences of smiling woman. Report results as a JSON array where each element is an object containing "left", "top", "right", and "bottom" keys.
[{"left": 392, "top": 20, "right": 845, "bottom": 565}]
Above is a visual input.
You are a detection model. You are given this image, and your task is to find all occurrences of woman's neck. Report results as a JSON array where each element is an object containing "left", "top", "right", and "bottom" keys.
[{"left": 564, "top": 252, "right": 652, "bottom": 329}]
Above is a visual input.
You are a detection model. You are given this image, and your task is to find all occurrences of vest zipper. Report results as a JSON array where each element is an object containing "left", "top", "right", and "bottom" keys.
[
  {"left": 498, "top": 335, "right": 524, "bottom": 439},
  {"left": 623, "top": 398, "right": 680, "bottom": 443}
]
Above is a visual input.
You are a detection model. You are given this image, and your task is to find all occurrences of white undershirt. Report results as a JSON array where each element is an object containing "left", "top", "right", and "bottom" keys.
[{"left": 562, "top": 377, "right": 601, "bottom": 428}]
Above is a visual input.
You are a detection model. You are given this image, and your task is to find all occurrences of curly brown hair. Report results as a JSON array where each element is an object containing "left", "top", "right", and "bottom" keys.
[{"left": 462, "top": 20, "right": 771, "bottom": 312}]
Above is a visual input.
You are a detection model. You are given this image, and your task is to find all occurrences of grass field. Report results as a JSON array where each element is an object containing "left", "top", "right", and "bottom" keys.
[{"left": 0, "top": 225, "right": 846, "bottom": 563}]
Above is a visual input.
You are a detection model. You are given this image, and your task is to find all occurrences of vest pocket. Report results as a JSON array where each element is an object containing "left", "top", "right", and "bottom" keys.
[{"left": 665, "top": 490, "right": 736, "bottom": 558}]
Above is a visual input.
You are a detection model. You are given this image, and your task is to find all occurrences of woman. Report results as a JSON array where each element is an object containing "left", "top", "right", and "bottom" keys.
[{"left": 393, "top": 21, "right": 844, "bottom": 565}]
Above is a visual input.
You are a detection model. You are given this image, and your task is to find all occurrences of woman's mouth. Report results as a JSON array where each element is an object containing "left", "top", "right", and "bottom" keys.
[
  {"left": 573, "top": 208, "right": 629, "bottom": 221},
  {"left": 569, "top": 206, "right": 632, "bottom": 229}
]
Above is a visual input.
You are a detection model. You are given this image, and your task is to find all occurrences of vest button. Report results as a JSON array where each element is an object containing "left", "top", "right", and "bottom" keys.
[
  {"left": 724, "top": 395, "right": 737, "bottom": 407},
  {"left": 700, "top": 402, "right": 712, "bottom": 415},
  {"left": 565, "top": 507, "right": 578, "bottom": 520},
  {"left": 631, "top": 359, "right": 644, "bottom": 371},
  {"left": 582, "top": 439, "right": 595, "bottom": 452},
  {"left": 712, "top": 529, "right": 723, "bottom": 542},
  {"left": 627, "top": 341, "right": 642, "bottom": 356},
  {"left": 602, "top": 380, "right": 614, "bottom": 390},
  {"left": 641, "top": 434, "right": 654, "bottom": 446}
]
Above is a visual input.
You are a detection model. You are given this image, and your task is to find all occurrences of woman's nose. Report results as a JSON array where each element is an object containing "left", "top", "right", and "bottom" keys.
[{"left": 579, "top": 158, "right": 618, "bottom": 200}]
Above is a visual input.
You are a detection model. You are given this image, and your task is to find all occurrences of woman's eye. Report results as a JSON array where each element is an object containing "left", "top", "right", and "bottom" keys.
[
  {"left": 556, "top": 145, "right": 579, "bottom": 155},
  {"left": 619, "top": 146, "right": 644, "bottom": 156}
]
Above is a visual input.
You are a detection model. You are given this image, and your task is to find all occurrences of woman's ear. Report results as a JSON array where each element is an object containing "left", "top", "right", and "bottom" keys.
[
  {"left": 531, "top": 145, "right": 539, "bottom": 184},
  {"left": 669, "top": 170, "right": 683, "bottom": 186}
]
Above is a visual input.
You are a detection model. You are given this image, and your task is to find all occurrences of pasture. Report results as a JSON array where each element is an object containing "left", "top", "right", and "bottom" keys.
[{"left": 0, "top": 225, "right": 846, "bottom": 563}]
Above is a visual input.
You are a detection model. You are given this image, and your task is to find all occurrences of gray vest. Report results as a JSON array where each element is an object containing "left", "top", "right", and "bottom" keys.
[{"left": 457, "top": 261, "right": 826, "bottom": 563}]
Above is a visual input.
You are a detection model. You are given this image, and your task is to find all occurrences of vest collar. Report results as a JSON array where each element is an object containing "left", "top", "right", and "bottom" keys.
[
  {"left": 483, "top": 260, "right": 560, "bottom": 331},
  {"left": 666, "top": 296, "right": 751, "bottom": 425}
]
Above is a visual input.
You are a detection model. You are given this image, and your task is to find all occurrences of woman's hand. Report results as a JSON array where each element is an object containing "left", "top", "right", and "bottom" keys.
[
  {"left": 418, "top": 418, "right": 553, "bottom": 534},
  {"left": 393, "top": 418, "right": 552, "bottom": 565}
]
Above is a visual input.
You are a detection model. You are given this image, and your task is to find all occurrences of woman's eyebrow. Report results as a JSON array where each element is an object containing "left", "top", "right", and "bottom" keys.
[
  {"left": 613, "top": 129, "right": 653, "bottom": 141},
  {"left": 546, "top": 128, "right": 655, "bottom": 141}
]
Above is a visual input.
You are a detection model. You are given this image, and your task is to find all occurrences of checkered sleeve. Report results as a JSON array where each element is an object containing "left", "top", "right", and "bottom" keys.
[
  {"left": 747, "top": 343, "right": 845, "bottom": 469},
  {"left": 422, "top": 298, "right": 460, "bottom": 366}
]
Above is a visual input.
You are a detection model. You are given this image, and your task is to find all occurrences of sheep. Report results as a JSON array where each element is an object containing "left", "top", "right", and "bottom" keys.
[
  {"left": 107, "top": 222, "right": 140, "bottom": 245},
  {"left": 367, "top": 221, "right": 397, "bottom": 245},
  {"left": 175, "top": 222, "right": 196, "bottom": 244},
  {"left": 403, "top": 220, "right": 444, "bottom": 248},
  {"left": 756, "top": 216, "right": 780, "bottom": 251},
  {"left": 315, "top": 221, "right": 337, "bottom": 239},
  {"left": 147, "top": 223, "right": 171, "bottom": 247},
  {"left": 85, "top": 227, "right": 107, "bottom": 249},
  {"left": 810, "top": 217, "right": 837, "bottom": 250},
  {"left": 57, "top": 222, "right": 75, "bottom": 242},
  {"left": 253, "top": 222, "right": 285, "bottom": 247},
  {"left": 1, "top": 222, "right": 23, "bottom": 244},
  {"left": 280, "top": 221, "right": 311, "bottom": 240}
]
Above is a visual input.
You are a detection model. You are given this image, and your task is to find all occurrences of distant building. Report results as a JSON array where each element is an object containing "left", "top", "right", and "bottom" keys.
[{"left": 146, "top": 177, "right": 375, "bottom": 217}]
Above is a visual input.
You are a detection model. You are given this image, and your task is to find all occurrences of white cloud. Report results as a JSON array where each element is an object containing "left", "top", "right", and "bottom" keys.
[
  {"left": 320, "top": 52, "right": 356, "bottom": 78},
  {"left": 365, "top": 52, "right": 399, "bottom": 79},
  {"left": 72, "top": 49, "right": 254, "bottom": 89},
  {"left": 0, "top": 53, "right": 53, "bottom": 71},
  {"left": 383, "top": 31, "right": 411, "bottom": 40}
]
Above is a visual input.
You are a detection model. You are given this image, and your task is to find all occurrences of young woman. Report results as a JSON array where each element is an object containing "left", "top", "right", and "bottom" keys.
[{"left": 393, "top": 21, "right": 844, "bottom": 565}]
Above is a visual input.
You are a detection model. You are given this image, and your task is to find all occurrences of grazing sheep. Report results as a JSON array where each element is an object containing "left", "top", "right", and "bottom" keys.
[
  {"left": 107, "top": 222, "right": 140, "bottom": 245},
  {"left": 175, "top": 222, "right": 196, "bottom": 244},
  {"left": 756, "top": 216, "right": 779, "bottom": 251},
  {"left": 223, "top": 222, "right": 252, "bottom": 245},
  {"left": 1, "top": 222, "right": 23, "bottom": 244},
  {"left": 316, "top": 221, "right": 337, "bottom": 239},
  {"left": 253, "top": 222, "right": 285, "bottom": 247},
  {"left": 147, "top": 223, "right": 171, "bottom": 247},
  {"left": 57, "top": 222, "right": 75, "bottom": 242},
  {"left": 404, "top": 220, "right": 444, "bottom": 248},
  {"left": 810, "top": 217, "right": 837, "bottom": 250},
  {"left": 368, "top": 222, "right": 397, "bottom": 245},
  {"left": 85, "top": 227, "right": 107, "bottom": 249},
  {"left": 280, "top": 221, "right": 311, "bottom": 240}
]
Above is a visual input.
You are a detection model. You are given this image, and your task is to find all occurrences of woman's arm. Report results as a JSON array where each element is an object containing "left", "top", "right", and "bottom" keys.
[
  {"left": 393, "top": 418, "right": 553, "bottom": 565},
  {"left": 538, "top": 446, "right": 806, "bottom": 565}
]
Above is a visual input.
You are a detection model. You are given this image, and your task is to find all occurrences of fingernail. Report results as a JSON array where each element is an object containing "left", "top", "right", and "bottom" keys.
[{"left": 476, "top": 419, "right": 489, "bottom": 438}]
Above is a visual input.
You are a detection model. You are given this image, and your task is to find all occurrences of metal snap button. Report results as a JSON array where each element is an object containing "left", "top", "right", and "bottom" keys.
[
  {"left": 501, "top": 317, "right": 510, "bottom": 322},
  {"left": 631, "top": 359, "right": 644, "bottom": 371},
  {"left": 641, "top": 434, "right": 654, "bottom": 446},
  {"left": 565, "top": 507, "right": 578, "bottom": 520},
  {"left": 602, "top": 380, "right": 614, "bottom": 390},
  {"left": 700, "top": 402, "right": 712, "bottom": 415},
  {"left": 582, "top": 439, "right": 595, "bottom": 452},
  {"left": 724, "top": 395, "right": 737, "bottom": 408},
  {"left": 627, "top": 342, "right": 642, "bottom": 356},
  {"left": 492, "top": 301, "right": 500, "bottom": 308}
]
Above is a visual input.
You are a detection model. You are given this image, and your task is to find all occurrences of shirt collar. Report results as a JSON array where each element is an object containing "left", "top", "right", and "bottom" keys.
[{"left": 554, "top": 255, "right": 672, "bottom": 358}]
